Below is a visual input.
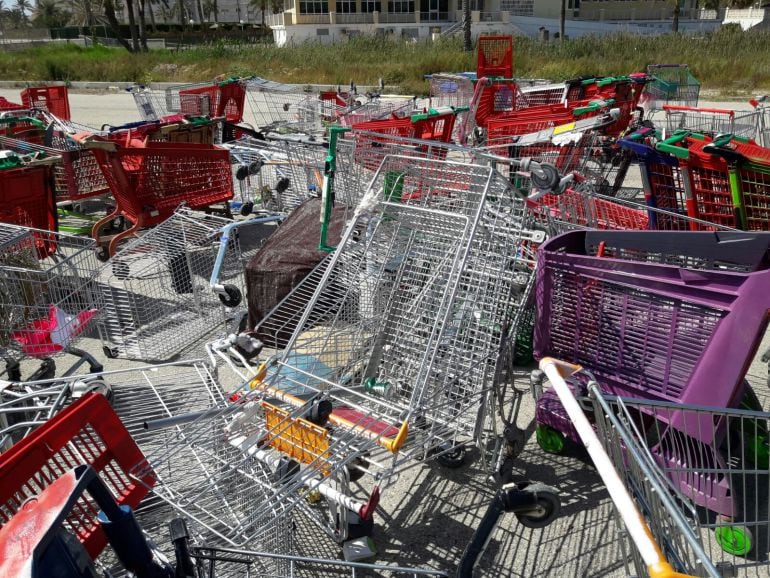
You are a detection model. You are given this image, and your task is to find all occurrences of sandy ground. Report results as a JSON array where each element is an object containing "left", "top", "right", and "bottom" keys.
[{"left": 2, "top": 87, "right": 770, "bottom": 577}]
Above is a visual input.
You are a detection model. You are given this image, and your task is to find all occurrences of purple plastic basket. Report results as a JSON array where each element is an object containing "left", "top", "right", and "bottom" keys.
[
  {"left": 534, "top": 230, "right": 770, "bottom": 438},
  {"left": 534, "top": 230, "right": 770, "bottom": 519}
]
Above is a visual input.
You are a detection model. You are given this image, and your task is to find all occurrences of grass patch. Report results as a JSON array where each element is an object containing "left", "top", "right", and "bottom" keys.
[{"left": 0, "top": 27, "right": 769, "bottom": 96}]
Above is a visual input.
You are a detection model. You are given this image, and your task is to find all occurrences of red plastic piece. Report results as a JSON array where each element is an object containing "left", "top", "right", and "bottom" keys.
[{"left": 0, "top": 393, "right": 155, "bottom": 559}]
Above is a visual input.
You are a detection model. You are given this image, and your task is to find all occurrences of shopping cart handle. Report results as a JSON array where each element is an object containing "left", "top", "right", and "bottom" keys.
[
  {"left": 702, "top": 140, "right": 745, "bottom": 164},
  {"left": 249, "top": 374, "right": 410, "bottom": 453}
]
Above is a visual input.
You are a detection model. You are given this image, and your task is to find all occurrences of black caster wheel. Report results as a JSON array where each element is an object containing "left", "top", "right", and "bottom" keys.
[
  {"left": 95, "top": 247, "right": 110, "bottom": 262},
  {"left": 218, "top": 284, "right": 243, "bottom": 308},
  {"left": 103, "top": 346, "right": 119, "bottom": 359},
  {"left": 240, "top": 201, "right": 254, "bottom": 216},
  {"left": 514, "top": 483, "right": 561, "bottom": 529},
  {"left": 436, "top": 444, "right": 466, "bottom": 468}
]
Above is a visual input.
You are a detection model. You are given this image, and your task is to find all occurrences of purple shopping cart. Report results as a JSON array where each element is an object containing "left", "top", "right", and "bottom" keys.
[{"left": 532, "top": 230, "right": 770, "bottom": 526}]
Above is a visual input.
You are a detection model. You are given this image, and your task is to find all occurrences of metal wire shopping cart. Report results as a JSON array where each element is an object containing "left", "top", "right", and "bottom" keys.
[
  {"left": 589, "top": 379, "right": 770, "bottom": 572},
  {"left": 0, "top": 222, "right": 101, "bottom": 368},
  {"left": 537, "top": 358, "right": 717, "bottom": 578},
  {"left": 643, "top": 64, "right": 701, "bottom": 113},
  {"left": 127, "top": 84, "right": 170, "bottom": 121},
  {"left": 244, "top": 76, "right": 314, "bottom": 132},
  {"left": 95, "top": 208, "right": 271, "bottom": 361}
]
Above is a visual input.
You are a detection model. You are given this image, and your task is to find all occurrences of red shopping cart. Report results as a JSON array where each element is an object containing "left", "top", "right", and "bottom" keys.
[
  {"left": 477, "top": 35, "right": 514, "bottom": 79},
  {"left": 176, "top": 78, "right": 246, "bottom": 122},
  {"left": 85, "top": 140, "right": 234, "bottom": 258},
  {"left": 0, "top": 392, "right": 155, "bottom": 559},
  {"left": 20, "top": 85, "right": 71, "bottom": 120}
]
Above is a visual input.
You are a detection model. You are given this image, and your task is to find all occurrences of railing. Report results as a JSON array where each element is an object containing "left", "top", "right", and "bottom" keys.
[
  {"left": 336, "top": 12, "right": 376, "bottom": 23},
  {"left": 478, "top": 10, "right": 501, "bottom": 21},
  {"left": 379, "top": 12, "right": 417, "bottom": 22},
  {"left": 265, "top": 12, "right": 286, "bottom": 25},
  {"left": 419, "top": 11, "right": 451, "bottom": 21},
  {"left": 294, "top": 13, "right": 333, "bottom": 24}
]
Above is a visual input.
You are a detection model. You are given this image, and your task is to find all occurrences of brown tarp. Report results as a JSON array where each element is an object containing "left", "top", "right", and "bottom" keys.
[{"left": 245, "top": 198, "right": 348, "bottom": 331}]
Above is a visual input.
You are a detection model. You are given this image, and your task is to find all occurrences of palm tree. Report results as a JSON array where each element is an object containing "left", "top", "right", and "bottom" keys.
[
  {"left": 462, "top": 0, "right": 470, "bottom": 51},
  {"left": 15, "top": 0, "right": 30, "bottom": 23},
  {"left": 32, "top": 0, "right": 69, "bottom": 26},
  {"left": 671, "top": 0, "right": 680, "bottom": 31},
  {"left": 248, "top": 0, "right": 265, "bottom": 25}
]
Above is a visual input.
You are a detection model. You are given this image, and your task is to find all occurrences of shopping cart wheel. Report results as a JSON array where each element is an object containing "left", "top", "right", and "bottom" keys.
[
  {"left": 530, "top": 163, "right": 560, "bottom": 193},
  {"left": 112, "top": 260, "right": 130, "bottom": 280},
  {"left": 535, "top": 425, "right": 565, "bottom": 454},
  {"left": 103, "top": 346, "right": 119, "bottom": 359},
  {"left": 240, "top": 202, "right": 254, "bottom": 216},
  {"left": 714, "top": 525, "right": 753, "bottom": 557},
  {"left": 435, "top": 443, "right": 466, "bottom": 468},
  {"left": 514, "top": 482, "right": 561, "bottom": 529},
  {"left": 218, "top": 285, "right": 243, "bottom": 308},
  {"left": 96, "top": 246, "right": 110, "bottom": 262}
]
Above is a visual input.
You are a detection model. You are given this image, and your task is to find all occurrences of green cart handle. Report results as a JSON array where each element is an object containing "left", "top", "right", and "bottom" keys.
[
  {"left": 319, "top": 125, "right": 351, "bottom": 252},
  {"left": 654, "top": 130, "right": 708, "bottom": 159},
  {"left": 596, "top": 76, "right": 629, "bottom": 87},
  {"left": 410, "top": 105, "right": 469, "bottom": 122},
  {"left": 573, "top": 98, "right": 615, "bottom": 117},
  {"left": 0, "top": 116, "right": 46, "bottom": 129}
]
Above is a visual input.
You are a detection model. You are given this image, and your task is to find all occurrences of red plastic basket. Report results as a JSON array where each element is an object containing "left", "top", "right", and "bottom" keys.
[
  {"left": 21, "top": 85, "right": 71, "bottom": 120},
  {"left": 0, "top": 393, "right": 155, "bottom": 559},
  {"left": 0, "top": 96, "right": 24, "bottom": 112},
  {"left": 0, "top": 162, "right": 56, "bottom": 233},
  {"left": 90, "top": 141, "right": 234, "bottom": 255},
  {"left": 679, "top": 139, "right": 740, "bottom": 229},
  {"left": 477, "top": 35, "right": 513, "bottom": 79}
]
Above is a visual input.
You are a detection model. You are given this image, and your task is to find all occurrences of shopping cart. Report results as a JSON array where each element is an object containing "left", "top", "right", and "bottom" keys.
[
  {"left": 20, "top": 84, "right": 71, "bottom": 120},
  {"left": 244, "top": 76, "right": 313, "bottom": 132},
  {"left": 663, "top": 104, "right": 758, "bottom": 140},
  {"left": 95, "top": 208, "right": 269, "bottom": 361},
  {"left": 162, "top": 78, "right": 247, "bottom": 123},
  {"left": 0, "top": 147, "right": 59, "bottom": 233},
  {"left": 695, "top": 135, "right": 770, "bottom": 232},
  {"left": 0, "top": 223, "right": 101, "bottom": 371},
  {"left": 643, "top": 64, "right": 700, "bottom": 114},
  {"left": 589, "top": 372, "right": 770, "bottom": 568},
  {"left": 476, "top": 35, "right": 513, "bottom": 79},
  {"left": 533, "top": 231, "right": 770, "bottom": 526},
  {"left": 537, "top": 358, "right": 718, "bottom": 577},
  {"left": 127, "top": 84, "right": 169, "bottom": 121},
  {"left": 225, "top": 135, "right": 321, "bottom": 215},
  {"left": 81, "top": 139, "right": 234, "bottom": 258}
]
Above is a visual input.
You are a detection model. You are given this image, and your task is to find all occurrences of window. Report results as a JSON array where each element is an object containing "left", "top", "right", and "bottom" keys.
[
  {"left": 299, "top": 0, "right": 328, "bottom": 13},
  {"left": 362, "top": 0, "right": 380, "bottom": 11},
  {"left": 337, "top": 0, "right": 357, "bottom": 12},
  {"left": 389, "top": 0, "right": 414, "bottom": 11}
]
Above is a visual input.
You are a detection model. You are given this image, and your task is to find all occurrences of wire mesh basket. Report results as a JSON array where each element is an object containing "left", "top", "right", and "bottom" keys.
[{"left": 94, "top": 209, "right": 252, "bottom": 361}]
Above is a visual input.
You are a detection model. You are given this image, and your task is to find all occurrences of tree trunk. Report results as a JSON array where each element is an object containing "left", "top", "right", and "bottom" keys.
[
  {"left": 462, "top": 0, "right": 471, "bottom": 52},
  {"left": 82, "top": 0, "right": 96, "bottom": 43},
  {"left": 103, "top": 0, "right": 134, "bottom": 51},
  {"left": 559, "top": 0, "right": 565, "bottom": 40},
  {"left": 213, "top": 0, "right": 218, "bottom": 21},
  {"left": 147, "top": 0, "right": 157, "bottom": 31},
  {"left": 672, "top": 0, "right": 680, "bottom": 31},
  {"left": 137, "top": 0, "right": 148, "bottom": 50},
  {"left": 123, "top": 0, "right": 140, "bottom": 50},
  {"left": 177, "top": 0, "right": 184, "bottom": 25}
]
